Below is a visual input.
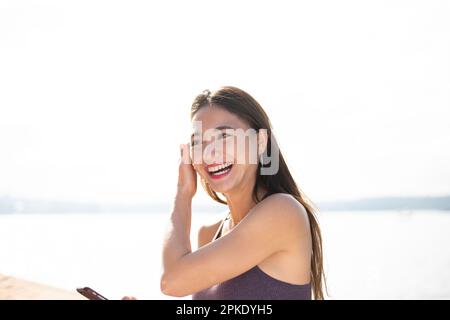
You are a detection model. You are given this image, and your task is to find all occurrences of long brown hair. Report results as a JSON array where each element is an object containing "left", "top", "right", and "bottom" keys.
[{"left": 190, "top": 86, "right": 326, "bottom": 300}]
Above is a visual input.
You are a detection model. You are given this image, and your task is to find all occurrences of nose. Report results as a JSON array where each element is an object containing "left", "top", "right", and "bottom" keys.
[{"left": 203, "top": 140, "right": 218, "bottom": 165}]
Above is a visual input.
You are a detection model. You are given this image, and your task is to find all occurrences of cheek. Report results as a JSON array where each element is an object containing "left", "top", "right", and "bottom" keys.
[
  {"left": 193, "top": 165, "right": 204, "bottom": 177},
  {"left": 233, "top": 163, "right": 255, "bottom": 180},
  {"left": 224, "top": 137, "right": 245, "bottom": 163},
  {"left": 224, "top": 139, "right": 237, "bottom": 162},
  {"left": 194, "top": 166, "right": 220, "bottom": 182},
  {"left": 226, "top": 136, "right": 258, "bottom": 165}
]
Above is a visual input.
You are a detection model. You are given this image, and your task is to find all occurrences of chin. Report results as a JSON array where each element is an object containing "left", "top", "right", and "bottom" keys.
[{"left": 208, "top": 181, "right": 235, "bottom": 194}]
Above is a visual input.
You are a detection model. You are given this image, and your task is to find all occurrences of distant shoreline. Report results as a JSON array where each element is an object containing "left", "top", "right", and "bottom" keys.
[
  {"left": 1, "top": 195, "right": 450, "bottom": 213},
  {"left": 317, "top": 196, "right": 450, "bottom": 211}
]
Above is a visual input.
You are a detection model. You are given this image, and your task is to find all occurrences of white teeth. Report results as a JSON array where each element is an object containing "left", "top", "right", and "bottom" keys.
[
  {"left": 207, "top": 163, "right": 232, "bottom": 173},
  {"left": 211, "top": 166, "right": 232, "bottom": 176}
]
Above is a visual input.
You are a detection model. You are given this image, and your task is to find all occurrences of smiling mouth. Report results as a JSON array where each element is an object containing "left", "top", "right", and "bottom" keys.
[{"left": 207, "top": 163, "right": 233, "bottom": 179}]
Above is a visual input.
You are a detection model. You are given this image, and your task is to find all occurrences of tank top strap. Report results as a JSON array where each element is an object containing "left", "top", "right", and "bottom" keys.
[{"left": 213, "top": 212, "right": 231, "bottom": 240}]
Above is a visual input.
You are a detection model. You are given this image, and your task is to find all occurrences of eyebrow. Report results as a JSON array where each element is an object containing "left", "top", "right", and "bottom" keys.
[{"left": 191, "top": 125, "right": 235, "bottom": 138}]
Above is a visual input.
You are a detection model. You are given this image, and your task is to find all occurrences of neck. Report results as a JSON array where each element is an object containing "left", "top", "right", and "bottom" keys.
[{"left": 223, "top": 176, "right": 266, "bottom": 228}]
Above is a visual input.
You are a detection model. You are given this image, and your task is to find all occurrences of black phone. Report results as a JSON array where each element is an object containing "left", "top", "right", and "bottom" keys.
[{"left": 76, "top": 287, "right": 108, "bottom": 300}]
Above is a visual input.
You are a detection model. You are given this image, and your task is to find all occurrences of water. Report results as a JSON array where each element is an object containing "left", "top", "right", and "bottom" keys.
[{"left": 1, "top": 210, "right": 449, "bottom": 299}]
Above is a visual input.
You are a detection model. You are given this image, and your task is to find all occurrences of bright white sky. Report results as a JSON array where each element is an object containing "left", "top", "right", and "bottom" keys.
[{"left": 0, "top": 0, "right": 449, "bottom": 204}]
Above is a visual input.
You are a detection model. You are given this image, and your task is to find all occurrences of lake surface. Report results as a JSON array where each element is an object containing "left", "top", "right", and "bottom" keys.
[{"left": 1, "top": 210, "right": 449, "bottom": 299}]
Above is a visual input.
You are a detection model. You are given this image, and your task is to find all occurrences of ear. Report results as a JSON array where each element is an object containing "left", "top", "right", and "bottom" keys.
[{"left": 257, "top": 129, "right": 269, "bottom": 157}]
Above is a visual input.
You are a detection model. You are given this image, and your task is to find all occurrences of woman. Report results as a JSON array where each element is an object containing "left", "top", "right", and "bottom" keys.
[{"left": 160, "top": 86, "right": 325, "bottom": 300}]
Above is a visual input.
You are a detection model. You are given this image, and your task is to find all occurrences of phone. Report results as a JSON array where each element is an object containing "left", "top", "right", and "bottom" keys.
[{"left": 76, "top": 287, "right": 108, "bottom": 300}]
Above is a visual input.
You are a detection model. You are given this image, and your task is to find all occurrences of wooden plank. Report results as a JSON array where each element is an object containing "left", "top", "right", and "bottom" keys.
[{"left": 0, "top": 274, "right": 85, "bottom": 300}]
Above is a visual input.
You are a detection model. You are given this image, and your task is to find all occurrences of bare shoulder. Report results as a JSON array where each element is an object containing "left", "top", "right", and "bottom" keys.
[
  {"left": 257, "top": 193, "right": 308, "bottom": 216},
  {"left": 197, "top": 219, "right": 222, "bottom": 249},
  {"left": 251, "top": 193, "right": 311, "bottom": 235},
  {"left": 197, "top": 194, "right": 310, "bottom": 249}
]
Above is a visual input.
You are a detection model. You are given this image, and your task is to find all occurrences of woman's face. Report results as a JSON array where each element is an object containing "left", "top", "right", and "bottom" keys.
[{"left": 190, "top": 105, "right": 261, "bottom": 195}]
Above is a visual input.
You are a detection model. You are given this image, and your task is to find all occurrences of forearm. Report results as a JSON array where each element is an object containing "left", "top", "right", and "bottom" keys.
[{"left": 162, "top": 193, "right": 192, "bottom": 274}]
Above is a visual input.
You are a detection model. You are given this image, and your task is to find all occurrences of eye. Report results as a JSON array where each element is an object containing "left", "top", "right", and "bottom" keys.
[
  {"left": 220, "top": 132, "right": 230, "bottom": 139},
  {"left": 191, "top": 140, "right": 200, "bottom": 146}
]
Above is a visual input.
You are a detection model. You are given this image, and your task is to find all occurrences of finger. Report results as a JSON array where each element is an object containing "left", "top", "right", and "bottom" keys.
[{"left": 180, "top": 143, "right": 191, "bottom": 164}]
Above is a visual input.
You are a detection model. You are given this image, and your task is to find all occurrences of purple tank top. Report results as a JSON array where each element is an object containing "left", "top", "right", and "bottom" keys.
[{"left": 192, "top": 214, "right": 312, "bottom": 300}]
